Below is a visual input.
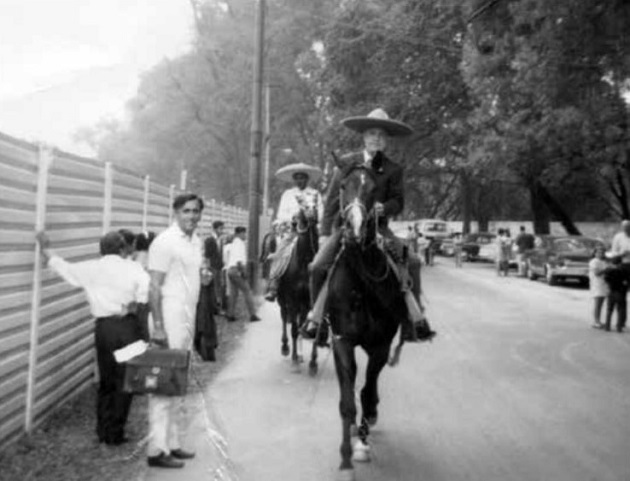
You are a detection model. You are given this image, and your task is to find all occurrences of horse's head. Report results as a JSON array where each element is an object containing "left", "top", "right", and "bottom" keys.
[{"left": 338, "top": 163, "right": 377, "bottom": 244}]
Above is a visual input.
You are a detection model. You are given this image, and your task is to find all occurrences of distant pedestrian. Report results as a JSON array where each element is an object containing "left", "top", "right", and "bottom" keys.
[
  {"left": 496, "top": 229, "right": 512, "bottom": 276},
  {"left": 588, "top": 245, "right": 609, "bottom": 329},
  {"left": 205, "top": 220, "right": 225, "bottom": 314},
  {"left": 225, "top": 227, "right": 260, "bottom": 322},
  {"left": 514, "top": 225, "right": 535, "bottom": 277},
  {"left": 36, "top": 230, "right": 149, "bottom": 446},
  {"left": 147, "top": 192, "right": 204, "bottom": 468},
  {"left": 407, "top": 226, "right": 418, "bottom": 254},
  {"left": 417, "top": 232, "right": 429, "bottom": 265},
  {"left": 603, "top": 257, "right": 628, "bottom": 333},
  {"left": 453, "top": 233, "right": 463, "bottom": 268}
]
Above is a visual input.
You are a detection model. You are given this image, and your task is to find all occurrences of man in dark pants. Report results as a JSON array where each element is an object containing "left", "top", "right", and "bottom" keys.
[
  {"left": 205, "top": 220, "right": 225, "bottom": 313},
  {"left": 36, "top": 230, "right": 149, "bottom": 445},
  {"left": 604, "top": 258, "right": 628, "bottom": 332},
  {"left": 306, "top": 108, "right": 427, "bottom": 341}
]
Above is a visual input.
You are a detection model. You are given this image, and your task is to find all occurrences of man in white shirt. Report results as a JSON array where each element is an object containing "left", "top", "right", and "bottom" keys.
[
  {"left": 264, "top": 162, "right": 323, "bottom": 302},
  {"left": 611, "top": 220, "right": 630, "bottom": 264},
  {"left": 36, "top": 230, "right": 149, "bottom": 446},
  {"left": 225, "top": 226, "right": 260, "bottom": 322},
  {"left": 147, "top": 193, "right": 206, "bottom": 469}
]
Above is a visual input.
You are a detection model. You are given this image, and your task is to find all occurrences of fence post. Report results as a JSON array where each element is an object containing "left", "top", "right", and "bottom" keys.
[
  {"left": 142, "top": 175, "right": 150, "bottom": 232},
  {"left": 168, "top": 184, "right": 175, "bottom": 225},
  {"left": 102, "top": 162, "right": 113, "bottom": 234},
  {"left": 25, "top": 145, "right": 53, "bottom": 432}
]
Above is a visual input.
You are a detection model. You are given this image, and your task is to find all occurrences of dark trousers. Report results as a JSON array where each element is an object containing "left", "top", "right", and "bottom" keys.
[
  {"left": 95, "top": 314, "right": 141, "bottom": 443},
  {"left": 605, "top": 290, "right": 627, "bottom": 331}
]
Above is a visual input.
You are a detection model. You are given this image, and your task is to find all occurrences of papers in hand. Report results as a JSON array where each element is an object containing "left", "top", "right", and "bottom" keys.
[{"left": 114, "top": 340, "right": 149, "bottom": 363}]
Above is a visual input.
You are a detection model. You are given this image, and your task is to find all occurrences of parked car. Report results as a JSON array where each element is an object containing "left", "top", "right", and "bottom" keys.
[
  {"left": 415, "top": 219, "right": 450, "bottom": 253},
  {"left": 527, "top": 235, "right": 605, "bottom": 286},
  {"left": 461, "top": 232, "right": 497, "bottom": 262}
]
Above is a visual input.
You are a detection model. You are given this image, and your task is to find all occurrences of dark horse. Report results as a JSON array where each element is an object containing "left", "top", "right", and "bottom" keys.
[
  {"left": 323, "top": 164, "right": 408, "bottom": 480},
  {"left": 277, "top": 206, "right": 319, "bottom": 364}
]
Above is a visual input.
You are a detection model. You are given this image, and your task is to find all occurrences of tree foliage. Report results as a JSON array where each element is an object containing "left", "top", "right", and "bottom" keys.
[{"left": 81, "top": 0, "right": 630, "bottom": 231}]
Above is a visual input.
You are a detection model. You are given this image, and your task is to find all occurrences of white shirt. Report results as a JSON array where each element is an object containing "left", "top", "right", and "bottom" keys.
[
  {"left": 276, "top": 186, "right": 324, "bottom": 226},
  {"left": 148, "top": 223, "right": 203, "bottom": 306},
  {"left": 226, "top": 237, "right": 247, "bottom": 269},
  {"left": 611, "top": 232, "right": 630, "bottom": 263},
  {"left": 48, "top": 254, "right": 149, "bottom": 318}
]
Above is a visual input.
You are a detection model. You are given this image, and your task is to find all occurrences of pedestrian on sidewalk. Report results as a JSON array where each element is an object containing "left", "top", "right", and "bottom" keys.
[
  {"left": 147, "top": 193, "right": 205, "bottom": 468},
  {"left": 603, "top": 257, "right": 628, "bottom": 333},
  {"left": 453, "top": 232, "right": 463, "bottom": 268},
  {"left": 36, "top": 230, "right": 149, "bottom": 446},
  {"left": 225, "top": 226, "right": 260, "bottom": 322},
  {"left": 514, "top": 225, "right": 535, "bottom": 277},
  {"left": 588, "top": 245, "right": 609, "bottom": 329},
  {"left": 496, "top": 229, "right": 512, "bottom": 276},
  {"left": 205, "top": 220, "right": 225, "bottom": 314}
]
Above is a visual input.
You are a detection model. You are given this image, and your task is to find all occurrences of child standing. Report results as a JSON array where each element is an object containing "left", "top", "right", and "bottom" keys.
[
  {"left": 588, "top": 246, "right": 608, "bottom": 329},
  {"left": 603, "top": 256, "right": 628, "bottom": 332}
]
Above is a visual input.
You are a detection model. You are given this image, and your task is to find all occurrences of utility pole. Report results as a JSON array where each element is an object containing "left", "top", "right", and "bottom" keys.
[
  {"left": 247, "top": 0, "right": 266, "bottom": 287},
  {"left": 262, "top": 83, "right": 271, "bottom": 216}
]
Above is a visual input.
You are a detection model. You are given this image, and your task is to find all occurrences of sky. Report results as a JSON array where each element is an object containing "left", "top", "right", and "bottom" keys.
[{"left": 0, "top": 0, "right": 195, "bottom": 155}]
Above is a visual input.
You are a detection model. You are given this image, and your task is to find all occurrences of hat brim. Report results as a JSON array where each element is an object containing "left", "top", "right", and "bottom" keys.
[
  {"left": 275, "top": 163, "right": 323, "bottom": 183},
  {"left": 341, "top": 117, "right": 413, "bottom": 137}
]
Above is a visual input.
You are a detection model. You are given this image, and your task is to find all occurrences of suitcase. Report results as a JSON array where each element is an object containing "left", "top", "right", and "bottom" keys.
[{"left": 123, "top": 348, "right": 190, "bottom": 396}]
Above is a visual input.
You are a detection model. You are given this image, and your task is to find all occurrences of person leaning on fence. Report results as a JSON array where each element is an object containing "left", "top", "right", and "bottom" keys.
[
  {"left": 36, "top": 230, "right": 149, "bottom": 446},
  {"left": 146, "top": 193, "right": 207, "bottom": 469},
  {"left": 264, "top": 162, "right": 324, "bottom": 302},
  {"left": 225, "top": 226, "right": 260, "bottom": 322}
]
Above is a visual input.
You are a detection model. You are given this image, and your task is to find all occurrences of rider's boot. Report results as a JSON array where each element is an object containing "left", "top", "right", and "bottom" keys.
[{"left": 264, "top": 277, "right": 278, "bottom": 302}]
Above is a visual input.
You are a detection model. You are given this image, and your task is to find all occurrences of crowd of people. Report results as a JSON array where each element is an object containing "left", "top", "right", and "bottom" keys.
[{"left": 35, "top": 193, "right": 263, "bottom": 469}]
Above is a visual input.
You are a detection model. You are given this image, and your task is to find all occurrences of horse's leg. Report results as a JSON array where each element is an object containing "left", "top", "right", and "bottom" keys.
[
  {"left": 280, "top": 302, "right": 289, "bottom": 357},
  {"left": 332, "top": 337, "right": 357, "bottom": 477},
  {"left": 290, "top": 308, "right": 302, "bottom": 364},
  {"left": 361, "top": 344, "right": 390, "bottom": 428}
]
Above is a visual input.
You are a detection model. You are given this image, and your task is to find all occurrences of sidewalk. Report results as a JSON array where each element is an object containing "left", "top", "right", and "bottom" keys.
[{"left": 143, "top": 301, "right": 343, "bottom": 481}]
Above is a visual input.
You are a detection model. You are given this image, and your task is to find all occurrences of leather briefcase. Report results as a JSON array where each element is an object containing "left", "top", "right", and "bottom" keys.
[{"left": 123, "top": 348, "right": 190, "bottom": 396}]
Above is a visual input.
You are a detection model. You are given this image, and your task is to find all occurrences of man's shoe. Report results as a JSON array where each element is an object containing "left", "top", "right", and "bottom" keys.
[
  {"left": 147, "top": 453, "right": 184, "bottom": 468},
  {"left": 250, "top": 315, "right": 261, "bottom": 322},
  {"left": 301, "top": 321, "right": 318, "bottom": 339},
  {"left": 264, "top": 291, "right": 277, "bottom": 302},
  {"left": 170, "top": 448, "right": 196, "bottom": 460}
]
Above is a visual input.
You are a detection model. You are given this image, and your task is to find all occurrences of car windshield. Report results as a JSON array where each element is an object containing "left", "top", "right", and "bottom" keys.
[
  {"left": 425, "top": 223, "right": 447, "bottom": 232},
  {"left": 553, "top": 238, "right": 601, "bottom": 252}
]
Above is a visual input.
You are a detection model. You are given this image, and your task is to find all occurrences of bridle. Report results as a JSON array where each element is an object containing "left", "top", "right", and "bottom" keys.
[{"left": 338, "top": 166, "right": 390, "bottom": 282}]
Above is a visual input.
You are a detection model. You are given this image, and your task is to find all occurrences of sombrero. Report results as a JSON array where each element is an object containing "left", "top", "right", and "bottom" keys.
[
  {"left": 341, "top": 108, "right": 413, "bottom": 137},
  {"left": 275, "top": 162, "right": 323, "bottom": 183}
]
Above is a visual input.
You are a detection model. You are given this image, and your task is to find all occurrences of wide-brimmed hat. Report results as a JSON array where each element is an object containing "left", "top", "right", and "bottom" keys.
[
  {"left": 275, "top": 162, "right": 323, "bottom": 183},
  {"left": 341, "top": 108, "right": 413, "bottom": 137}
]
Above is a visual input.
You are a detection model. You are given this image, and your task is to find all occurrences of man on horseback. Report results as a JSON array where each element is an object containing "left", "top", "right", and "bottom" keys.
[
  {"left": 264, "top": 162, "right": 323, "bottom": 302},
  {"left": 305, "top": 108, "right": 430, "bottom": 342}
]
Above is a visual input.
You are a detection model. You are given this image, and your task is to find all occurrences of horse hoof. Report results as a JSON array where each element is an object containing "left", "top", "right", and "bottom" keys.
[
  {"left": 336, "top": 468, "right": 355, "bottom": 481},
  {"left": 352, "top": 439, "right": 371, "bottom": 463},
  {"left": 309, "top": 362, "right": 318, "bottom": 376},
  {"left": 281, "top": 345, "right": 289, "bottom": 357}
]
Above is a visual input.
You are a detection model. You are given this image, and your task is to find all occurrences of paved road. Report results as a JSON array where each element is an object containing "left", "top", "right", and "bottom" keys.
[{"left": 146, "top": 258, "right": 630, "bottom": 481}]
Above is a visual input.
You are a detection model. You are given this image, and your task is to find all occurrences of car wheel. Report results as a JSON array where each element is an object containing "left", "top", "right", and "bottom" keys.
[
  {"left": 528, "top": 261, "right": 538, "bottom": 280},
  {"left": 545, "top": 265, "right": 558, "bottom": 286}
]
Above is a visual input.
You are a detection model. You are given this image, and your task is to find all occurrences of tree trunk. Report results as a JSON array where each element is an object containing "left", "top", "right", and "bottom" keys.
[
  {"left": 461, "top": 173, "right": 472, "bottom": 234},
  {"left": 529, "top": 183, "right": 550, "bottom": 234},
  {"left": 536, "top": 182, "right": 581, "bottom": 235}
]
